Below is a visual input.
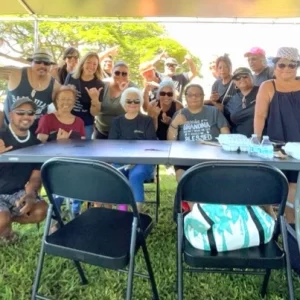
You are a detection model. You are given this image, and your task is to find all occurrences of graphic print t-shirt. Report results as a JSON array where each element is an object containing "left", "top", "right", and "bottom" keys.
[{"left": 177, "top": 106, "right": 228, "bottom": 141}]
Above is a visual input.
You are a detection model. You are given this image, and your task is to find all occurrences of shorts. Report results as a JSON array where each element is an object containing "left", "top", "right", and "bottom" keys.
[
  {"left": 174, "top": 165, "right": 190, "bottom": 172},
  {"left": 0, "top": 190, "right": 42, "bottom": 217},
  {"left": 283, "top": 171, "right": 298, "bottom": 184}
]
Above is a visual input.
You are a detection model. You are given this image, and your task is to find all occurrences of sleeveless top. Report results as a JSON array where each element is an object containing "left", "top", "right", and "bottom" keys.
[
  {"left": 156, "top": 100, "right": 177, "bottom": 140},
  {"left": 4, "top": 68, "right": 55, "bottom": 132},
  {"left": 267, "top": 80, "right": 300, "bottom": 142}
]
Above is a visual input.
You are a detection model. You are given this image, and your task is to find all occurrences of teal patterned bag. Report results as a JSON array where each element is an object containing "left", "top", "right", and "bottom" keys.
[{"left": 184, "top": 204, "right": 275, "bottom": 252}]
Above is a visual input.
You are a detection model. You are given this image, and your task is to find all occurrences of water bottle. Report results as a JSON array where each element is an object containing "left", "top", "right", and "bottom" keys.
[
  {"left": 248, "top": 134, "right": 260, "bottom": 157},
  {"left": 260, "top": 136, "right": 274, "bottom": 159}
]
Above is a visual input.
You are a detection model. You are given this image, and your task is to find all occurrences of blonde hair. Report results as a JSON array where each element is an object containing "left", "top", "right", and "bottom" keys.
[{"left": 72, "top": 52, "right": 103, "bottom": 80}]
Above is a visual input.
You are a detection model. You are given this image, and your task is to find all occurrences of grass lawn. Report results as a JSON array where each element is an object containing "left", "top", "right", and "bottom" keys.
[{"left": 1, "top": 168, "right": 300, "bottom": 300}]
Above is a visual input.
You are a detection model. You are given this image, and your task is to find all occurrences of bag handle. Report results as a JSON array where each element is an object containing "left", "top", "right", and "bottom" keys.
[
  {"left": 247, "top": 206, "right": 265, "bottom": 246},
  {"left": 197, "top": 204, "right": 217, "bottom": 253}
]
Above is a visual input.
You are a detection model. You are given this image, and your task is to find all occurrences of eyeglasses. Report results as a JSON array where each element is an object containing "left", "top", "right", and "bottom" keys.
[
  {"left": 166, "top": 64, "right": 177, "bottom": 68},
  {"left": 242, "top": 96, "right": 247, "bottom": 109},
  {"left": 13, "top": 110, "right": 35, "bottom": 116},
  {"left": 234, "top": 75, "right": 249, "bottom": 81},
  {"left": 277, "top": 63, "right": 297, "bottom": 69},
  {"left": 126, "top": 99, "right": 141, "bottom": 105},
  {"left": 66, "top": 55, "right": 79, "bottom": 59},
  {"left": 33, "top": 60, "right": 52, "bottom": 66},
  {"left": 159, "top": 91, "right": 173, "bottom": 97},
  {"left": 186, "top": 93, "right": 203, "bottom": 98},
  {"left": 114, "top": 71, "right": 128, "bottom": 77}
]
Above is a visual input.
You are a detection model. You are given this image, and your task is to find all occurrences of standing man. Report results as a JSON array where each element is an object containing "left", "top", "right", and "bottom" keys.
[
  {"left": 161, "top": 55, "right": 197, "bottom": 103},
  {"left": 143, "top": 52, "right": 198, "bottom": 103},
  {"left": 244, "top": 47, "right": 274, "bottom": 86},
  {"left": 0, "top": 97, "right": 47, "bottom": 242},
  {"left": 0, "top": 48, "right": 61, "bottom": 132}
]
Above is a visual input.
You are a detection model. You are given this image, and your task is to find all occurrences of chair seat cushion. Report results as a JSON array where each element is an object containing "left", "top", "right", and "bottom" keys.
[
  {"left": 45, "top": 208, "right": 153, "bottom": 269},
  {"left": 184, "top": 237, "right": 285, "bottom": 269}
]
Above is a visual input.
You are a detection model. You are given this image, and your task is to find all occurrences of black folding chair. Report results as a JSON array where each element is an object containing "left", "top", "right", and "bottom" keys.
[
  {"left": 144, "top": 165, "right": 160, "bottom": 223},
  {"left": 31, "top": 158, "right": 159, "bottom": 300},
  {"left": 175, "top": 162, "right": 294, "bottom": 300}
]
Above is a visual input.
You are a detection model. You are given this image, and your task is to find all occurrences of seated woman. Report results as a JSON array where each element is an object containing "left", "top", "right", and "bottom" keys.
[
  {"left": 36, "top": 85, "right": 85, "bottom": 217},
  {"left": 167, "top": 83, "right": 230, "bottom": 182},
  {"left": 147, "top": 80, "right": 183, "bottom": 140},
  {"left": 108, "top": 87, "right": 157, "bottom": 211},
  {"left": 224, "top": 67, "right": 258, "bottom": 137}
]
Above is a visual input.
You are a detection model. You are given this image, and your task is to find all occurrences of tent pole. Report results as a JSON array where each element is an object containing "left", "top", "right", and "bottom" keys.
[{"left": 34, "top": 18, "right": 39, "bottom": 50}]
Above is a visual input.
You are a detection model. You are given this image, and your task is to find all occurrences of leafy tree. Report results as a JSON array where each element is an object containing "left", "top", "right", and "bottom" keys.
[{"left": 0, "top": 19, "right": 200, "bottom": 87}]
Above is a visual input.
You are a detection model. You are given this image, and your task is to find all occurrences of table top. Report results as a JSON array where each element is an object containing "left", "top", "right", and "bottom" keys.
[
  {"left": 1, "top": 140, "right": 300, "bottom": 171},
  {"left": 0, "top": 139, "right": 172, "bottom": 164},
  {"left": 168, "top": 141, "right": 300, "bottom": 171}
]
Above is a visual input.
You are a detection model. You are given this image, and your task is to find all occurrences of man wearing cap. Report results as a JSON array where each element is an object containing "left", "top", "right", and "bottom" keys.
[
  {"left": 244, "top": 47, "right": 273, "bottom": 86},
  {"left": 0, "top": 97, "right": 47, "bottom": 242},
  {"left": 143, "top": 52, "right": 197, "bottom": 103},
  {"left": 0, "top": 48, "right": 61, "bottom": 133},
  {"left": 139, "top": 61, "right": 162, "bottom": 111}
]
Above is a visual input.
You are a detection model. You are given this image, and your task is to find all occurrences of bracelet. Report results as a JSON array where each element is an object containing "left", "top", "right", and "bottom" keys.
[{"left": 170, "top": 123, "right": 178, "bottom": 130}]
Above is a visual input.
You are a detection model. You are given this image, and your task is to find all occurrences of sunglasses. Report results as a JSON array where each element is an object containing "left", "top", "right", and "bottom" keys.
[
  {"left": 186, "top": 93, "right": 203, "bottom": 98},
  {"left": 13, "top": 110, "right": 35, "bottom": 116},
  {"left": 166, "top": 64, "right": 177, "bottom": 68},
  {"left": 114, "top": 70, "right": 128, "bottom": 77},
  {"left": 33, "top": 60, "right": 52, "bottom": 66},
  {"left": 126, "top": 99, "right": 141, "bottom": 105},
  {"left": 159, "top": 91, "right": 173, "bottom": 97},
  {"left": 277, "top": 63, "right": 297, "bottom": 69},
  {"left": 66, "top": 55, "right": 79, "bottom": 59},
  {"left": 234, "top": 75, "right": 249, "bottom": 81}
]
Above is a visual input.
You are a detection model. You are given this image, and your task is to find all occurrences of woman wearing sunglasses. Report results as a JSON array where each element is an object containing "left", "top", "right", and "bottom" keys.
[
  {"left": 255, "top": 47, "right": 300, "bottom": 224},
  {"left": 223, "top": 67, "right": 258, "bottom": 137},
  {"left": 94, "top": 61, "right": 137, "bottom": 139},
  {"left": 147, "top": 80, "right": 183, "bottom": 140},
  {"left": 54, "top": 47, "right": 80, "bottom": 84},
  {"left": 109, "top": 87, "right": 157, "bottom": 211}
]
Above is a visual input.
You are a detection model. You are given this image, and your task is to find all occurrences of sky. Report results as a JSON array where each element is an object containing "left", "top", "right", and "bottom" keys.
[{"left": 163, "top": 20, "right": 300, "bottom": 72}]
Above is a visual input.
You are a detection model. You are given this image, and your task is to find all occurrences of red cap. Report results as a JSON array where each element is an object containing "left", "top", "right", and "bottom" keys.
[{"left": 244, "top": 47, "right": 266, "bottom": 57}]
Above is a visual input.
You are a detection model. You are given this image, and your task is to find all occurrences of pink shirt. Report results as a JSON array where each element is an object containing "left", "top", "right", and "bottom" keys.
[{"left": 36, "top": 113, "right": 85, "bottom": 139}]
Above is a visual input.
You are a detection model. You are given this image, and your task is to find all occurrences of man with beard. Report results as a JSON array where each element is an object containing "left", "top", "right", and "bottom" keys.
[
  {"left": 0, "top": 97, "right": 47, "bottom": 243},
  {"left": 0, "top": 49, "right": 61, "bottom": 132}
]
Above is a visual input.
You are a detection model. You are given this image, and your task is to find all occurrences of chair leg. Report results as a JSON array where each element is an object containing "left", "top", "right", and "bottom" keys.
[
  {"left": 260, "top": 269, "right": 271, "bottom": 298},
  {"left": 73, "top": 261, "right": 88, "bottom": 285},
  {"left": 280, "top": 216, "right": 295, "bottom": 300},
  {"left": 126, "top": 219, "right": 138, "bottom": 300},
  {"left": 140, "top": 235, "right": 160, "bottom": 300},
  {"left": 177, "top": 214, "right": 184, "bottom": 300},
  {"left": 31, "top": 251, "right": 46, "bottom": 300}
]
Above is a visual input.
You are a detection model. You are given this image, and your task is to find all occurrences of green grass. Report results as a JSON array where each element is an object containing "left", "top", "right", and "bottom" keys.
[{"left": 1, "top": 169, "right": 300, "bottom": 300}]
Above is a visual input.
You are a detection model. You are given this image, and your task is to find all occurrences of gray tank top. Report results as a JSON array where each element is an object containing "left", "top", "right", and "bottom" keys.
[{"left": 4, "top": 68, "right": 55, "bottom": 127}]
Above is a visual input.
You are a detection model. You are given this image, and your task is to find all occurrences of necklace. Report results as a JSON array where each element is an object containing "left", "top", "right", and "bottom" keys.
[{"left": 9, "top": 124, "right": 31, "bottom": 143}]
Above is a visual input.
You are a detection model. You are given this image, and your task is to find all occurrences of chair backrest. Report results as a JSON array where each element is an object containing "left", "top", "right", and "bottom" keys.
[
  {"left": 175, "top": 162, "right": 289, "bottom": 216},
  {"left": 41, "top": 157, "right": 136, "bottom": 207}
]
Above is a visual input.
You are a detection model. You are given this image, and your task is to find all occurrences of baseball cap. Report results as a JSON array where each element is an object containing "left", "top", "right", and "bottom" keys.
[
  {"left": 165, "top": 57, "right": 178, "bottom": 65},
  {"left": 232, "top": 67, "right": 252, "bottom": 80},
  {"left": 244, "top": 47, "right": 266, "bottom": 57},
  {"left": 11, "top": 97, "right": 37, "bottom": 111}
]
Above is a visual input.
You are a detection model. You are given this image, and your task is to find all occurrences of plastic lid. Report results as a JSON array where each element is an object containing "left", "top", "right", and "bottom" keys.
[{"left": 262, "top": 135, "right": 269, "bottom": 139}]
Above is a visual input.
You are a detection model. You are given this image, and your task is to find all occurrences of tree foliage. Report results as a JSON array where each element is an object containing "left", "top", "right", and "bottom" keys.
[{"left": 0, "top": 19, "right": 200, "bottom": 86}]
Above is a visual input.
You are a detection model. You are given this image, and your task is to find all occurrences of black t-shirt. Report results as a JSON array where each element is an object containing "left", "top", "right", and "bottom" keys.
[
  {"left": 0, "top": 127, "right": 41, "bottom": 194},
  {"left": 66, "top": 76, "right": 105, "bottom": 126},
  {"left": 108, "top": 114, "right": 157, "bottom": 140}
]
